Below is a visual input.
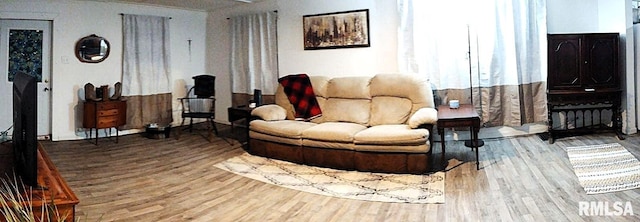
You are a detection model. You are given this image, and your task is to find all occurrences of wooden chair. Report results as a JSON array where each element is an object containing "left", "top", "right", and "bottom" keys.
[{"left": 178, "top": 75, "right": 218, "bottom": 140}]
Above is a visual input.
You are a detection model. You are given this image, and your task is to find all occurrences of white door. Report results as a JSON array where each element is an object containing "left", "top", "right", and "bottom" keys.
[{"left": 0, "top": 19, "right": 52, "bottom": 139}]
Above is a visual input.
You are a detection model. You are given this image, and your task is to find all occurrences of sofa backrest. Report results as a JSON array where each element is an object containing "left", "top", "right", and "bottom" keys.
[
  {"left": 322, "top": 76, "right": 372, "bottom": 125},
  {"left": 275, "top": 74, "right": 433, "bottom": 126},
  {"left": 369, "top": 74, "right": 434, "bottom": 126}
]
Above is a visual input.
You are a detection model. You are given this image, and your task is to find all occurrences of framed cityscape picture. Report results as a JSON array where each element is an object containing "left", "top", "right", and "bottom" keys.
[{"left": 303, "top": 9, "right": 370, "bottom": 50}]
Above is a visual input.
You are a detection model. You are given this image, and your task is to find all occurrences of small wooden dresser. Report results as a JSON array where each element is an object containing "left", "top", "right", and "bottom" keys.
[{"left": 83, "top": 100, "right": 127, "bottom": 144}]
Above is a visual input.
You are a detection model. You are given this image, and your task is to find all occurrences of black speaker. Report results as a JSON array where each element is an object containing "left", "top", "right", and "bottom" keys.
[
  {"left": 253, "top": 89, "right": 263, "bottom": 106},
  {"left": 193, "top": 75, "right": 215, "bottom": 98}
]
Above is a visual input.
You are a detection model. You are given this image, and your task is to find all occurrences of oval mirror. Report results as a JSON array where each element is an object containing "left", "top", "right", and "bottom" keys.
[{"left": 75, "top": 34, "right": 110, "bottom": 63}]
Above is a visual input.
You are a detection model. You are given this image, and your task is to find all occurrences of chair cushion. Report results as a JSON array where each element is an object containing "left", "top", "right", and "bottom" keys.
[
  {"left": 302, "top": 122, "right": 367, "bottom": 143},
  {"left": 250, "top": 120, "right": 317, "bottom": 139},
  {"left": 187, "top": 98, "right": 214, "bottom": 112},
  {"left": 354, "top": 125, "right": 428, "bottom": 145}
]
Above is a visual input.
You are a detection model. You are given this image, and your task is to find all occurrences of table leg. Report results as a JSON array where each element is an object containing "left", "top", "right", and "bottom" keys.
[
  {"left": 438, "top": 127, "right": 445, "bottom": 164},
  {"left": 472, "top": 125, "right": 480, "bottom": 170},
  {"left": 89, "top": 128, "right": 94, "bottom": 144},
  {"left": 245, "top": 115, "right": 251, "bottom": 148}
]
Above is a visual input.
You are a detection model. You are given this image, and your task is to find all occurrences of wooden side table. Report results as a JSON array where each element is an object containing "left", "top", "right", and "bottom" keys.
[
  {"left": 437, "top": 104, "right": 484, "bottom": 170},
  {"left": 227, "top": 106, "right": 254, "bottom": 145}
]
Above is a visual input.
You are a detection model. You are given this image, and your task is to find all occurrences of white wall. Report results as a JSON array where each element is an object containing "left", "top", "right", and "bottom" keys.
[
  {"left": 547, "top": 0, "right": 637, "bottom": 134},
  {"left": 208, "top": 0, "right": 398, "bottom": 122},
  {"left": 0, "top": 0, "right": 208, "bottom": 141},
  {"left": 276, "top": 0, "right": 398, "bottom": 77},
  {"left": 547, "top": 0, "right": 600, "bottom": 33}
]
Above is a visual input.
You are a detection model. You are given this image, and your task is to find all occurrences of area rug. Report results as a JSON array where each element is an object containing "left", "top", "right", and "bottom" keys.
[
  {"left": 566, "top": 143, "right": 640, "bottom": 194},
  {"left": 214, "top": 153, "right": 445, "bottom": 204}
]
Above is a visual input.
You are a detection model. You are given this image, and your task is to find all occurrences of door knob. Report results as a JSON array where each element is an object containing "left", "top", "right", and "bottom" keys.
[{"left": 44, "top": 87, "right": 50, "bottom": 92}]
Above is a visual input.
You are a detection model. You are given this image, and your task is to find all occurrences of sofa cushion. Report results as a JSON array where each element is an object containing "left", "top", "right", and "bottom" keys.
[
  {"left": 354, "top": 144, "right": 429, "bottom": 153},
  {"left": 310, "top": 97, "right": 327, "bottom": 123},
  {"left": 251, "top": 104, "right": 287, "bottom": 121},
  {"left": 323, "top": 98, "right": 370, "bottom": 125},
  {"left": 354, "top": 125, "right": 428, "bottom": 145},
  {"left": 250, "top": 120, "right": 317, "bottom": 139},
  {"left": 320, "top": 76, "right": 372, "bottom": 125},
  {"left": 408, "top": 107, "right": 438, "bottom": 128},
  {"left": 369, "top": 97, "right": 412, "bottom": 126},
  {"left": 309, "top": 75, "right": 331, "bottom": 98},
  {"left": 302, "top": 140, "right": 355, "bottom": 150},
  {"left": 302, "top": 122, "right": 367, "bottom": 143},
  {"left": 308, "top": 76, "right": 330, "bottom": 123},
  {"left": 249, "top": 131, "right": 303, "bottom": 146},
  {"left": 326, "top": 76, "right": 371, "bottom": 99},
  {"left": 370, "top": 74, "right": 435, "bottom": 115}
]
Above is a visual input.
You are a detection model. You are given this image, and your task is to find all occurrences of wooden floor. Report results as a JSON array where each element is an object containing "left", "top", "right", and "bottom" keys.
[{"left": 40, "top": 125, "right": 640, "bottom": 222}]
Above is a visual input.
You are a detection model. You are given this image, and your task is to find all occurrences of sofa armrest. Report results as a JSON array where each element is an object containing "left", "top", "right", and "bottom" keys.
[
  {"left": 251, "top": 104, "right": 287, "bottom": 121},
  {"left": 408, "top": 107, "right": 438, "bottom": 128}
]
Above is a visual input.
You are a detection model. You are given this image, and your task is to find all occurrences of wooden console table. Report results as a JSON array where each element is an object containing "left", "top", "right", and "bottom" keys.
[
  {"left": 547, "top": 89, "right": 623, "bottom": 143},
  {"left": 83, "top": 100, "right": 127, "bottom": 145},
  {"left": 0, "top": 143, "right": 79, "bottom": 222},
  {"left": 436, "top": 104, "right": 483, "bottom": 170}
]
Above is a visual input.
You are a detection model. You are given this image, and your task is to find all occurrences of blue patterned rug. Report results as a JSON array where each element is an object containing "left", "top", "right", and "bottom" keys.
[
  {"left": 215, "top": 152, "right": 445, "bottom": 204},
  {"left": 566, "top": 143, "right": 640, "bottom": 194}
]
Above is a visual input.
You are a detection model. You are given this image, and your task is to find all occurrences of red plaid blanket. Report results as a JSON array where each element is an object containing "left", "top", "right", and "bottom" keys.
[{"left": 278, "top": 74, "right": 322, "bottom": 121}]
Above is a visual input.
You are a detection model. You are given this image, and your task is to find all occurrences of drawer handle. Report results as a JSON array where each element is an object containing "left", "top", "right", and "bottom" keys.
[{"left": 584, "top": 88, "right": 595, "bottom": 92}]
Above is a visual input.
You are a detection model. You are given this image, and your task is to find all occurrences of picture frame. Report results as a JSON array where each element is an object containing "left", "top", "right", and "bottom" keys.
[{"left": 303, "top": 9, "right": 370, "bottom": 50}]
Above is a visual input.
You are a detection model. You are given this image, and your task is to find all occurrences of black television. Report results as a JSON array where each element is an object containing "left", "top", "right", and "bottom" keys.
[{"left": 12, "top": 71, "right": 38, "bottom": 187}]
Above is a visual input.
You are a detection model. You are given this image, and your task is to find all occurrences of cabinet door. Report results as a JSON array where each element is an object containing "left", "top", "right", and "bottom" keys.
[
  {"left": 583, "top": 34, "right": 618, "bottom": 89},
  {"left": 547, "top": 35, "right": 582, "bottom": 90}
]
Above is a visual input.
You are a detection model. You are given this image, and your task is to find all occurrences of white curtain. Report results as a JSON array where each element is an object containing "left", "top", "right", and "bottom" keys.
[
  {"left": 230, "top": 11, "right": 278, "bottom": 95},
  {"left": 398, "top": 0, "right": 547, "bottom": 126},
  {"left": 123, "top": 14, "right": 171, "bottom": 96},
  {"left": 122, "top": 14, "right": 173, "bottom": 128}
]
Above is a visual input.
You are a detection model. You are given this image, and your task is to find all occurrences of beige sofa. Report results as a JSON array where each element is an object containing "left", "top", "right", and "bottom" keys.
[{"left": 248, "top": 74, "right": 438, "bottom": 173}]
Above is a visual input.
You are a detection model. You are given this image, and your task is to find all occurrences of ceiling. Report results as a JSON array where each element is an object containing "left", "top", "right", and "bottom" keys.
[{"left": 80, "top": 0, "right": 258, "bottom": 12}]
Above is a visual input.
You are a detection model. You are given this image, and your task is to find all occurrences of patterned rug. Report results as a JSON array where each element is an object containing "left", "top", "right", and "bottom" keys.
[
  {"left": 566, "top": 143, "right": 640, "bottom": 194},
  {"left": 214, "top": 153, "right": 445, "bottom": 204}
]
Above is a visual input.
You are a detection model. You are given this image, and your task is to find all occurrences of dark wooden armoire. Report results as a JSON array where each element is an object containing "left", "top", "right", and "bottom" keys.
[{"left": 546, "top": 33, "right": 624, "bottom": 143}]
